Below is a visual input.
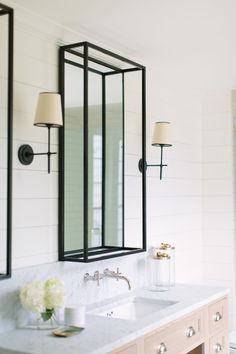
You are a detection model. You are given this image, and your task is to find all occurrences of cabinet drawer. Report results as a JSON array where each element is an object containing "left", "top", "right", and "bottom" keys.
[
  {"left": 144, "top": 309, "right": 204, "bottom": 354},
  {"left": 209, "top": 298, "right": 228, "bottom": 335},
  {"left": 209, "top": 331, "right": 229, "bottom": 354}
]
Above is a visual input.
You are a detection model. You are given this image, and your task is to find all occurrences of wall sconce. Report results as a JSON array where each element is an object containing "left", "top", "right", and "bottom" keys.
[
  {"left": 138, "top": 121, "right": 172, "bottom": 180},
  {"left": 18, "top": 92, "right": 63, "bottom": 173}
]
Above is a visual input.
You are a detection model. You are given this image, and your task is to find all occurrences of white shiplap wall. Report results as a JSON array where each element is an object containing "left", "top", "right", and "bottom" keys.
[
  {"left": 202, "top": 90, "right": 235, "bottom": 326},
  {"left": 12, "top": 13, "right": 60, "bottom": 269},
  {"left": 1, "top": 0, "right": 235, "bottom": 331},
  {"left": 145, "top": 73, "right": 203, "bottom": 284}
]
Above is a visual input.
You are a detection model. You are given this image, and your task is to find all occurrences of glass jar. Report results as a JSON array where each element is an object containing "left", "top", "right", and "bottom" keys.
[
  {"left": 148, "top": 252, "right": 170, "bottom": 292},
  {"left": 157, "top": 243, "right": 175, "bottom": 286}
]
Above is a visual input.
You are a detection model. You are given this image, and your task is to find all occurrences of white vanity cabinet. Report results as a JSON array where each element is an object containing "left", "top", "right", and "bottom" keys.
[{"left": 110, "top": 296, "right": 229, "bottom": 354}]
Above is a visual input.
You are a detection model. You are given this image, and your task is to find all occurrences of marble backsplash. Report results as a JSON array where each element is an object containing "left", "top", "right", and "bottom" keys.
[{"left": 0, "top": 253, "right": 146, "bottom": 333}]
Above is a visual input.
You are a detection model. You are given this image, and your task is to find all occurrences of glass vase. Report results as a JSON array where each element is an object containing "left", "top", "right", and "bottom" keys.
[{"left": 28, "top": 309, "right": 58, "bottom": 330}]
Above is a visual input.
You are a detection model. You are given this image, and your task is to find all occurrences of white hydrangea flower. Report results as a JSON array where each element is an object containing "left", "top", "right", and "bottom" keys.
[
  {"left": 20, "top": 277, "right": 66, "bottom": 315},
  {"left": 44, "top": 277, "right": 66, "bottom": 310},
  {"left": 20, "top": 281, "right": 45, "bottom": 313}
]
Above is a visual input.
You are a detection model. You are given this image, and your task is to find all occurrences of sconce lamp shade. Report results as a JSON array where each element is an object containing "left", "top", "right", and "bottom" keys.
[
  {"left": 152, "top": 121, "right": 172, "bottom": 146},
  {"left": 34, "top": 92, "right": 63, "bottom": 127}
]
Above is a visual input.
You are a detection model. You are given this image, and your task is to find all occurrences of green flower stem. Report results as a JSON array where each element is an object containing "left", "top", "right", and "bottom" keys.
[{"left": 41, "top": 308, "right": 55, "bottom": 322}]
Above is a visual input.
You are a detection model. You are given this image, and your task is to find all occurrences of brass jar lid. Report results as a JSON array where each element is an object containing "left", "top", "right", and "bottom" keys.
[
  {"left": 152, "top": 252, "right": 171, "bottom": 260},
  {"left": 159, "top": 243, "right": 175, "bottom": 250}
]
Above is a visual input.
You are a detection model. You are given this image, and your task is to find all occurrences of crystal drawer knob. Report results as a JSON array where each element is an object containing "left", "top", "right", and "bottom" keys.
[
  {"left": 186, "top": 326, "right": 196, "bottom": 338},
  {"left": 157, "top": 342, "right": 167, "bottom": 353},
  {"left": 215, "top": 343, "right": 222, "bottom": 352},
  {"left": 214, "top": 312, "right": 222, "bottom": 322}
]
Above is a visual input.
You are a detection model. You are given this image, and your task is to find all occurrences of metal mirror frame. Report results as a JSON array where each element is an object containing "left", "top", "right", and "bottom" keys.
[
  {"left": 58, "top": 41, "right": 146, "bottom": 262},
  {"left": 0, "top": 2, "right": 13, "bottom": 280}
]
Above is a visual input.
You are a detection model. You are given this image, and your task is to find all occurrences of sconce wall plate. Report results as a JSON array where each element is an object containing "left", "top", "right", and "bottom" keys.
[{"left": 18, "top": 144, "right": 34, "bottom": 165}]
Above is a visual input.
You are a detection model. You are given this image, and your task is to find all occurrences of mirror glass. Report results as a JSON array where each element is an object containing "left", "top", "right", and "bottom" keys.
[
  {"left": 59, "top": 42, "right": 146, "bottom": 262},
  {"left": 88, "top": 69, "right": 103, "bottom": 248},
  {"left": 124, "top": 70, "right": 143, "bottom": 249},
  {"left": 0, "top": 3, "right": 13, "bottom": 279},
  {"left": 64, "top": 59, "right": 84, "bottom": 252},
  {"left": 104, "top": 74, "right": 123, "bottom": 247}
]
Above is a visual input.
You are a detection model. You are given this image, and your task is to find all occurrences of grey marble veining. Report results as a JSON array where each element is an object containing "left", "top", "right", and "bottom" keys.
[{"left": 0, "top": 253, "right": 146, "bottom": 333}]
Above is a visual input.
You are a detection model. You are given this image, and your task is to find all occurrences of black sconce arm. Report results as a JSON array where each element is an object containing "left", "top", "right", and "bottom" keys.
[
  {"left": 138, "top": 144, "right": 171, "bottom": 180},
  {"left": 18, "top": 126, "right": 56, "bottom": 173}
]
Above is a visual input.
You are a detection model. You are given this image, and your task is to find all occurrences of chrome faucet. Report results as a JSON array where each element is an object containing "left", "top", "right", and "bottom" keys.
[
  {"left": 84, "top": 268, "right": 131, "bottom": 290},
  {"left": 84, "top": 270, "right": 104, "bottom": 286},
  {"left": 103, "top": 268, "right": 131, "bottom": 290}
]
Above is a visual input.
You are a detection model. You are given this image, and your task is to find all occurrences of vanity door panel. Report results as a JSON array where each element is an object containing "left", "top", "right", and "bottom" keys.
[
  {"left": 209, "top": 330, "right": 229, "bottom": 354},
  {"left": 208, "top": 298, "right": 228, "bottom": 335}
]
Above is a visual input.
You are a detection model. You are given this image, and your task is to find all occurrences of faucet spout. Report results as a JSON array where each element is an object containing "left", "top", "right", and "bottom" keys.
[
  {"left": 117, "top": 275, "right": 132, "bottom": 290},
  {"left": 103, "top": 268, "right": 132, "bottom": 291}
]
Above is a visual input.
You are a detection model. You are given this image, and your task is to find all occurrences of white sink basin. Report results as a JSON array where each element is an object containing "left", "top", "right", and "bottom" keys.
[{"left": 89, "top": 297, "right": 177, "bottom": 321}]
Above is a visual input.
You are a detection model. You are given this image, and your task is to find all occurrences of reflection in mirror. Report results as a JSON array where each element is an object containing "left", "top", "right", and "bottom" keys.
[
  {"left": 88, "top": 70, "right": 103, "bottom": 248},
  {"left": 105, "top": 74, "right": 123, "bottom": 248},
  {"left": 64, "top": 61, "right": 84, "bottom": 252},
  {"left": 0, "top": 3, "right": 13, "bottom": 279},
  {"left": 59, "top": 42, "right": 146, "bottom": 262}
]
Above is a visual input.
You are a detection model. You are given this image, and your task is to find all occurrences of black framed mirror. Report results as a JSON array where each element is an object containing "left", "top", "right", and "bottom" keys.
[
  {"left": 0, "top": 3, "right": 13, "bottom": 279},
  {"left": 59, "top": 42, "right": 146, "bottom": 262}
]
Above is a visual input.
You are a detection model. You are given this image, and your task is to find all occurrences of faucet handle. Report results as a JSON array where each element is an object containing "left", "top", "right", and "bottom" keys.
[
  {"left": 115, "top": 267, "right": 122, "bottom": 281},
  {"left": 116, "top": 267, "right": 122, "bottom": 275},
  {"left": 94, "top": 270, "right": 100, "bottom": 286},
  {"left": 84, "top": 272, "right": 90, "bottom": 281}
]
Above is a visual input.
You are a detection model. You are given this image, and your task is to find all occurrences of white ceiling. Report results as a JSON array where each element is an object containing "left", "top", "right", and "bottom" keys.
[
  {"left": 12, "top": 0, "right": 236, "bottom": 59},
  {"left": 9, "top": 0, "right": 236, "bottom": 89}
]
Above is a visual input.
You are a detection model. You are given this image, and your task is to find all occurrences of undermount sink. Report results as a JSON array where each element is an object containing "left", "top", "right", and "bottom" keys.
[{"left": 89, "top": 296, "right": 177, "bottom": 321}]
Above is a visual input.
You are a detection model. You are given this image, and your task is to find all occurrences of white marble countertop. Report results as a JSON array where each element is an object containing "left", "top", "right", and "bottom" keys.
[{"left": 0, "top": 284, "right": 229, "bottom": 354}]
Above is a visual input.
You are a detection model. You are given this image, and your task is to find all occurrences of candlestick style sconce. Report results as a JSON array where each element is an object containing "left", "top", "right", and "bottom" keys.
[
  {"left": 18, "top": 92, "right": 63, "bottom": 173},
  {"left": 138, "top": 121, "right": 172, "bottom": 180}
]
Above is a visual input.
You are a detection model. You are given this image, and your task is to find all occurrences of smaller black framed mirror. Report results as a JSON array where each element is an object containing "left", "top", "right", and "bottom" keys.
[
  {"left": 0, "top": 2, "right": 13, "bottom": 279},
  {"left": 59, "top": 42, "right": 146, "bottom": 262}
]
